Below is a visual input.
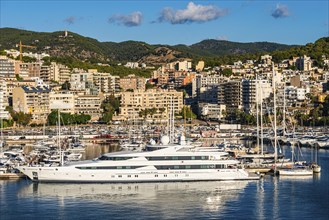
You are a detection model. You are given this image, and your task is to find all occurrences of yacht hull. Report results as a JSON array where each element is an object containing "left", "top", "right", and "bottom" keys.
[{"left": 18, "top": 166, "right": 259, "bottom": 183}]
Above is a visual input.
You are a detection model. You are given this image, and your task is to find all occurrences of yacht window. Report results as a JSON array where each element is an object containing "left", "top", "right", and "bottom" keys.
[{"left": 118, "top": 175, "right": 122, "bottom": 178}]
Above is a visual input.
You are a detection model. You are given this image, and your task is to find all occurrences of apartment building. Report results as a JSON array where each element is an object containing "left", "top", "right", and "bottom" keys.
[
  {"left": 0, "top": 77, "right": 10, "bottom": 119},
  {"left": 49, "top": 91, "right": 75, "bottom": 114},
  {"left": 119, "top": 75, "right": 145, "bottom": 91},
  {"left": 218, "top": 81, "right": 243, "bottom": 113},
  {"left": 242, "top": 79, "right": 272, "bottom": 114},
  {"left": 50, "top": 62, "right": 71, "bottom": 84},
  {"left": 0, "top": 56, "right": 15, "bottom": 79},
  {"left": 74, "top": 94, "right": 103, "bottom": 121},
  {"left": 12, "top": 86, "right": 51, "bottom": 124},
  {"left": 115, "top": 89, "right": 183, "bottom": 122},
  {"left": 192, "top": 74, "right": 223, "bottom": 98},
  {"left": 70, "top": 71, "right": 93, "bottom": 91}
]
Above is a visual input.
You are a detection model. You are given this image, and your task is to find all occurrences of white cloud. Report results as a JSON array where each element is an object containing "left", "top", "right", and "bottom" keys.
[
  {"left": 271, "top": 4, "right": 290, "bottom": 19},
  {"left": 109, "top": 11, "right": 143, "bottom": 27},
  {"left": 159, "top": 2, "right": 228, "bottom": 24}
]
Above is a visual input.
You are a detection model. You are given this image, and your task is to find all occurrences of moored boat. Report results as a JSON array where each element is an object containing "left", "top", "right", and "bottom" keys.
[{"left": 17, "top": 135, "right": 259, "bottom": 183}]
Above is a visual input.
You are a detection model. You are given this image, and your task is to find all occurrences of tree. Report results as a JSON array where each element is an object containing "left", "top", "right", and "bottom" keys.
[
  {"left": 145, "top": 82, "right": 155, "bottom": 90},
  {"left": 61, "top": 81, "right": 71, "bottom": 90},
  {"left": 100, "top": 95, "right": 120, "bottom": 122},
  {"left": 222, "top": 68, "right": 233, "bottom": 77},
  {"left": 179, "top": 106, "right": 197, "bottom": 120}
]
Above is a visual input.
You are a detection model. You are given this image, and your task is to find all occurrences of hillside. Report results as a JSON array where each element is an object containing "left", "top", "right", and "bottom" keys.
[{"left": 0, "top": 28, "right": 299, "bottom": 65}]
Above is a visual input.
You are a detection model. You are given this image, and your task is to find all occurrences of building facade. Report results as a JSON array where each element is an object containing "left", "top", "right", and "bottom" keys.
[{"left": 12, "top": 86, "right": 51, "bottom": 124}]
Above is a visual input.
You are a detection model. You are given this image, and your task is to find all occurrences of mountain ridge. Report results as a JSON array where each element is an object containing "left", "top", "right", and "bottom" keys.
[{"left": 0, "top": 27, "right": 299, "bottom": 65}]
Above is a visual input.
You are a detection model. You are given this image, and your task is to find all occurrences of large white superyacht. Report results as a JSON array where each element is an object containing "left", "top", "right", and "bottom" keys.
[{"left": 17, "top": 135, "right": 259, "bottom": 182}]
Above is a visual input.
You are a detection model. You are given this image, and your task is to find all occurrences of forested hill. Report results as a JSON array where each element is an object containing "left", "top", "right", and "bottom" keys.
[{"left": 1, "top": 27, "right": 301, "bottom": 65}]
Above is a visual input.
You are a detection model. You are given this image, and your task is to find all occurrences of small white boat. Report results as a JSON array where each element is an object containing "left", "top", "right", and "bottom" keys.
[{"left": 279, "top": 166, "right": 313, "bottom": 176}]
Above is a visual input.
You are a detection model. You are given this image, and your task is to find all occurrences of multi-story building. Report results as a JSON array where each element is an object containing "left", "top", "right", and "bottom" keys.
[
  {"left": 50, "top": 62, "right": 71, "bottom": 84},
  {"left": 175, "top": 61, "right": 192, "bottom": 71},
  {"left": 93, "top": 72, "right": 110, "bottom": 93},
  {"left": 218, "top": 81, "right": 243, "bottom": 113},
  {"left": 70, "top": 71, "right": 93, "bottom": 91},
  {"left": 40, "top": 65, "right": 51, "bottom": 83},
  {"left": 119, "top": 75, "right": 145, "bottom": 91},
  {"left": 12, "top": 86, "right": 51, "bottom": 124},
  {"left": 74, "top": 94, "right": 103, "bottom": 121},
  {"left": 261, "top": 55, "right": 272, "bottom": 66},
  {"left": 14, "top": 62, "right": 42, "bottom": 80},
  {"left": 192, "top": 74, "right": 223, "bottom": 98},
  {"left": 115, "top": 89, "right": 183, "bottom": 122},
  {"left": 197, "top": 103, "right": 226, "bottom": 121},
  {"left": 195, "top": 61, "right": 205, "bottom": 71},
  {"left": 0, "top": 77, "right": 10, "bottom": 119},
  {"left": 296, "top": 55, "right": 312, "bottom": 71},
  {"left": 242, "top": 79, "right": 272, "bottom": 114},
  {"left": 49, "top": 91, "right": 75, "bottom": 114},
  {"left": 0, "top": 56, "right": 15, "bottom": 80}
]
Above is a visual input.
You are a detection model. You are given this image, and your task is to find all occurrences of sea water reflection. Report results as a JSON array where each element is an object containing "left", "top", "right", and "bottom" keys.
[{"left": 18, "top": 181, "right": 251, "bottom": 218}]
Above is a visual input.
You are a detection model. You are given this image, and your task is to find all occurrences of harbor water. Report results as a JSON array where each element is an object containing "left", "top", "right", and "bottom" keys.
[{"left": 1, "top": 147, "right": 329, "bottom": 220}]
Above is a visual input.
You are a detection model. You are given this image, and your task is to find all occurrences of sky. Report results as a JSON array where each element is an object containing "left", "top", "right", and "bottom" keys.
[{"left": 1, "top": 0, "right": 328, "bottom": 46}]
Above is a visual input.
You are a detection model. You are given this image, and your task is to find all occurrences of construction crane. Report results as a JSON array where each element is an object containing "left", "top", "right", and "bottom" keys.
[{"left": 16, "top": 41, "right": 36, "bottom": 62}]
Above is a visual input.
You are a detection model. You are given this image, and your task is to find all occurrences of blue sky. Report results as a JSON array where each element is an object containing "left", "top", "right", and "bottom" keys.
[{"left": 1, "top": 1, "right": 328, "bottom": 45}]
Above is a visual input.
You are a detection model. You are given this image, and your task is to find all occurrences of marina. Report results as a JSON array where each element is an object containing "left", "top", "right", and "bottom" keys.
[
  {"left": 1, "top": 147, "right": 328, "bottom": 220},
  {"left": 1, "top": 123, "right": 326, "bottom": 180}
]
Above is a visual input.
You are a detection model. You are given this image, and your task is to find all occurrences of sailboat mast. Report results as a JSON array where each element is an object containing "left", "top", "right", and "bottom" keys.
[
  {"left": 58, "top": 109, "right": 64, "bottom": 166},
  {"left": 0, "top": 117, "right": 3, "bottom": 150},
  {"left": 283, "top": 83, "right": 286, "bottom": 136},
  {"left": 273, "top": 64, "right": 278, "bottom": 164},
  {"left": 260, "top": 78, "right": 264, "bottom": 155},
  {"left": 256, "top": 74, "right": 260, "bottom": 153}
]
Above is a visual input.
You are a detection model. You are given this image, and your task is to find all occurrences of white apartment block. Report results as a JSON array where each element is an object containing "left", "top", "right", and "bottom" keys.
[
  {"left": 0, "top": 56, "right": 15, "bottom": 79},
  {"left": 70, "top": 72, "right": 93, "bottom": 91},
  {"left": 49, "top": 92, "right": 75, "bottom": 114},
  {"left": 50, "top": 62, "right": 71, "bottom": 84},
  {"left": 175, "top": 61, "right": 192, "bottom": 71},
  {"left": 0, "top": 78, "right": 10, "bottom": 119},
  {"left": 242, "top": 79, "right": 272, "bottom": 114},
  {"left": 192, "top": 74, "right": 223, "bottom": 98},
  {"left": 198, "top": 103, "right": 226, "bottom": 121}
]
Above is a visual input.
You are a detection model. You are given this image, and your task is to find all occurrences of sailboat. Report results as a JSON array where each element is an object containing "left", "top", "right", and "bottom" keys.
[{"left": 278, "top": 138, "right": 313, "bottom": 176}]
